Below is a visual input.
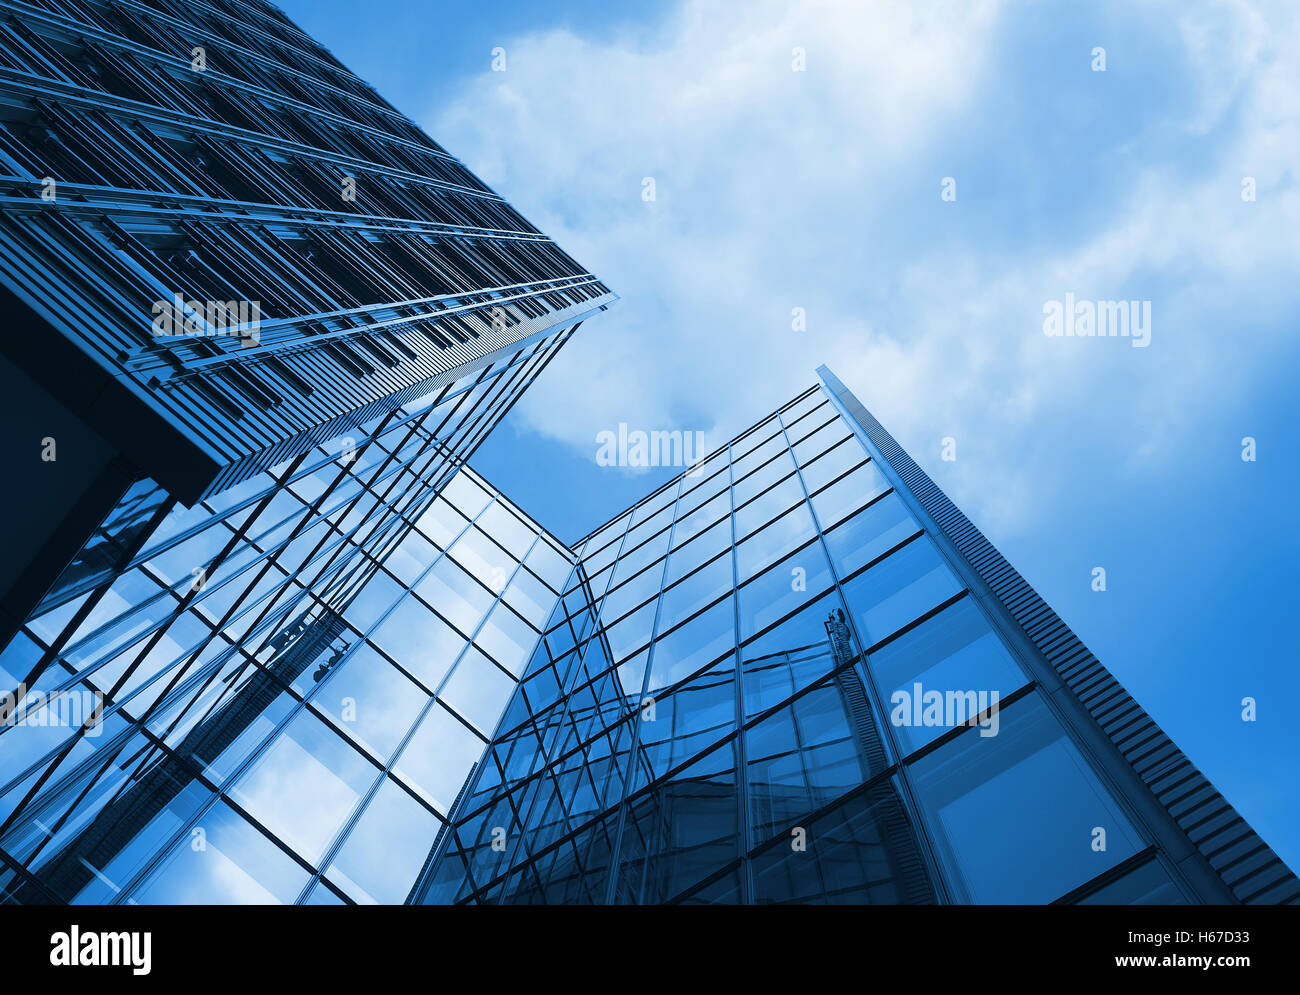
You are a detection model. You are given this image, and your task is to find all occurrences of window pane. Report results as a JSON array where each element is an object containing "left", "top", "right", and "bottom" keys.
[
  {"left": 841, "top": 537, "right": 960, "bottom": 646},
  {"left": 1076, "top": 858, "right": 1188, "bottom": 905},
  {"left": 868, "top": 596, "right": 1027, "bottom": 753},
  {"left": 909, "top": 693, "right": 1143, "bottom": 903},
  {"left": 809, "top": 461, "right": 890, "bottom": 529},
  {"left": 313, "top": 642, "right": 428, "bottom": 760},
  {"left": 672, "top": 491, "right": 729, "bottom": 548},
  {"left": 394, "top": 703, "right": 486, "bottom": 814},
  {"left": 414, "top": 556, "right": 494, "bottom": 636},
  {"left": 734, "top": 474, "right": 804, "bottom": 539},
  {"left": 664, "top": 518, "right": 731, "bottom": 586},
  {"left": 326, "top": 777, "right": 440, "bottom": 904},
  {"left": 448, "top": 526, "right": 515, "bottom": 594},
  {"left": 439, "top": 647, "right": 514, "bottom": 734},
  {"left": 741, "top": 591, "right": 842, "bottom": 719},
  {"left": 478, "top": 501, "right": 536, "bottom": 559},
  {"left": 656, "top": 553, "right": 732, "bottom": 635},
  {"left": 799, "top": 436, "right": 867, "bottom": 493},
  {"left": 823, "top": 492, "right": 916, "bottom": 577},
  {"left": 647, "top": 596, "right": 735, "bottom": 693},
  {"left": 738, "top": 543, "right": 833, "bottom": 641},
  {"left": 130, "top": 800, "right": 310, "bottom": 904},
  {"left": 230, "top": 712, "right": 377, "bottom": 865},
  {"left": 750, "top": 777, "right": 935, "bottom": 905},
  {"left": 370, "top": 596, "right": 465, "bottom": 688},
  {"left": 746, "top": 680, "right": 882, "bottom": 843},
  {"left": 475, "top": 603, "right": 539, "bottom": 677},
  {"left": 736, "top": 504, "right": 816, "bottom": 583},
  {"left": 733, "top": 449, "right": 796, "bottom": 506}
]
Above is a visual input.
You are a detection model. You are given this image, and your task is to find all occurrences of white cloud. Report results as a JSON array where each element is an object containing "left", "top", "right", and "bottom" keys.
[{"left": 429, "top": 0, "right": 1299, "bottom": 540}]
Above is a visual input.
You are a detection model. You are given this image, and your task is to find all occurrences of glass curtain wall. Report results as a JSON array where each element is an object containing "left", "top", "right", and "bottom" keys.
[
  {"left": 0, "top": 333, "right": 574, "bottom": 905},
  {"left": 416, "top": 385, "right": 1180, "bottom": 905}
]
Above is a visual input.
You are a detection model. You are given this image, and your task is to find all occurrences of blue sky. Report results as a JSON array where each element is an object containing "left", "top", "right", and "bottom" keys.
[{"left": 281, "top": 0, "right": 1300, "bottom": 876}]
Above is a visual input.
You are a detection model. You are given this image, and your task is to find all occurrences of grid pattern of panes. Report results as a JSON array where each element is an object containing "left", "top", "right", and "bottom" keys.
[
  {"left": 0, "top": 336, "right": 572, "bottom": 904},
  {"left": 416, "top": 385, "right": 1187, "bottom": 905},
  {"left": 0, "top": 0, "right": 615, "bottom": 499}
]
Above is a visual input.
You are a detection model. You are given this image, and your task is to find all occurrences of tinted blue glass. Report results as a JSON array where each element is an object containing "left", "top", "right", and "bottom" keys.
[
  {"left": 746, "top": 682, "right": 870, "bottom": 842},
  {"left": 602, "top": 598, "right": 658, "bottom": 663},
  {"left": 672, "top": 490, "right": 729, "bottom": 547},
  {"left": 414, "top": 556, "right": 493, "bottom": 636},
  {"left": 731, "top": 431, "right": 787, "bottom": 479},
  {"left": 809, "top": 460, "right": 890, "bottom": 528},
  {"left": 738, "top": 542, "right": 833, "bottom": 641},
  {"left": 868, "top": 596, "right": 1028, "bottom": 753},
  {"left": 792, "top": 417, "right": 852, "bottom": 465},
  {"left": 130, "top": 800, "right": 311, "bottom": 904},
  {"left": 822, "top": 491, "right": 917, "bottom": 577},
  {"left": 750, "top": 777, "right": 935, "bottom": 905},
  {"left": 635, "top": 661, "right": 735, "bottom": 785},
  {"left": 736, "top": 503, "right": 817, "bottom": 583},
  {"left": 326, "top": 776, "right": 440, "bottom": 904},
  {"left": 370, "top": 595, "right": 465, "bottom": 688},
  {"left": 615, "top": 738, "right": 739, "bottom": 903},
  {"left": 393, "top": 702, "right": 487, "bottom": 814},
  {"left": 741, "top": 592, "right": 842, "bottom": 719},
  {"left": 440, "top": 646, "right": 515, "bottom": 733},
  {"left": 656, "top": 553, "right": 732, "bottom": 634},
  {"left": 647, "top": 596, "right": 735, "bottom": 693},
  {"left": 311, "top": 641, "right": 428, "bottom": 760},
  {"left": 798, "top": 436, "right": 866, "bottom": 493},
  {"left": 609, "top": 527, "right": 671, "bottom": 585},
  {"left": 778, "top": 392, "right": 827, "bottom": 428},
  {"left": 733, "top": 450, "right": 796, "bottom": 506},
  {"left": 734, "top": 474, "right": 804, "bottom": 539},
  {"left": 785, "top": 405, "right": 836, "bottom": 446},
  {"left": 664, "top": 518, "right": 730, "bottom": 586},
  {"left": 230, "top": 711, "right": 378, "bottom": 865},
  {"left": 909, "top": 692, "right": 1143, "bottom": 903},
  {"left": 475, "top": 602, "right": 539, "bottom": 676},
  {"left": 1076, "top": 858, "right": 1188, "bottom": 904},
  {"left": 840, "top": 537, "right": 961, "bottom": 646}
]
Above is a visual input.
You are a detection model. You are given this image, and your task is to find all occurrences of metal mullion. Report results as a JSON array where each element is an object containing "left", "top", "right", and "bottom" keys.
[{"left": 0, "top": 446, "right": 312, "bottom": 840}]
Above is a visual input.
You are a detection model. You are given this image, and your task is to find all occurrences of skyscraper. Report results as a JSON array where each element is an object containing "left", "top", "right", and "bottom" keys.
[
  {"left": 0, "top": 0, "right": 610, "bottom": 903},
  {"left": 412, "top": 370, "right": 1299, "bottom": 905},
  {"left": 0, "top": 0, "right": 614, "bottom": 642}
]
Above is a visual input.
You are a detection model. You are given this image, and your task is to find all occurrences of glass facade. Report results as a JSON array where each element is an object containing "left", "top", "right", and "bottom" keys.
[
  {"left": 0, "top": 455, "right": 573, "bottom": 905},
  {"left": 410, "top": 383, "right": 1294, "bottom": 905},
  {"left": 0, "top": 0, "right": 1292, "bottom": 908},
  {"left": 3, "top": 376, "right": 1295, "bottom": 904}
]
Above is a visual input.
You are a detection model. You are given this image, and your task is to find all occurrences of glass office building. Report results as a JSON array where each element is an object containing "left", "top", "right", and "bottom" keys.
[
  {"left": 2, "top": 361, "right": 1294, "bottom": 904},
  {"left": 0, "top": 0, "right": 614, "bottom": 639},
  {"left": 412, "top": 370, "right": 1299, "bottom": 906}
]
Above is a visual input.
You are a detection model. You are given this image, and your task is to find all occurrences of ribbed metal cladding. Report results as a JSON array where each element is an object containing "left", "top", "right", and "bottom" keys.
[{"left": 818, "top": 365, "right": 1298, "bottom": 905}]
